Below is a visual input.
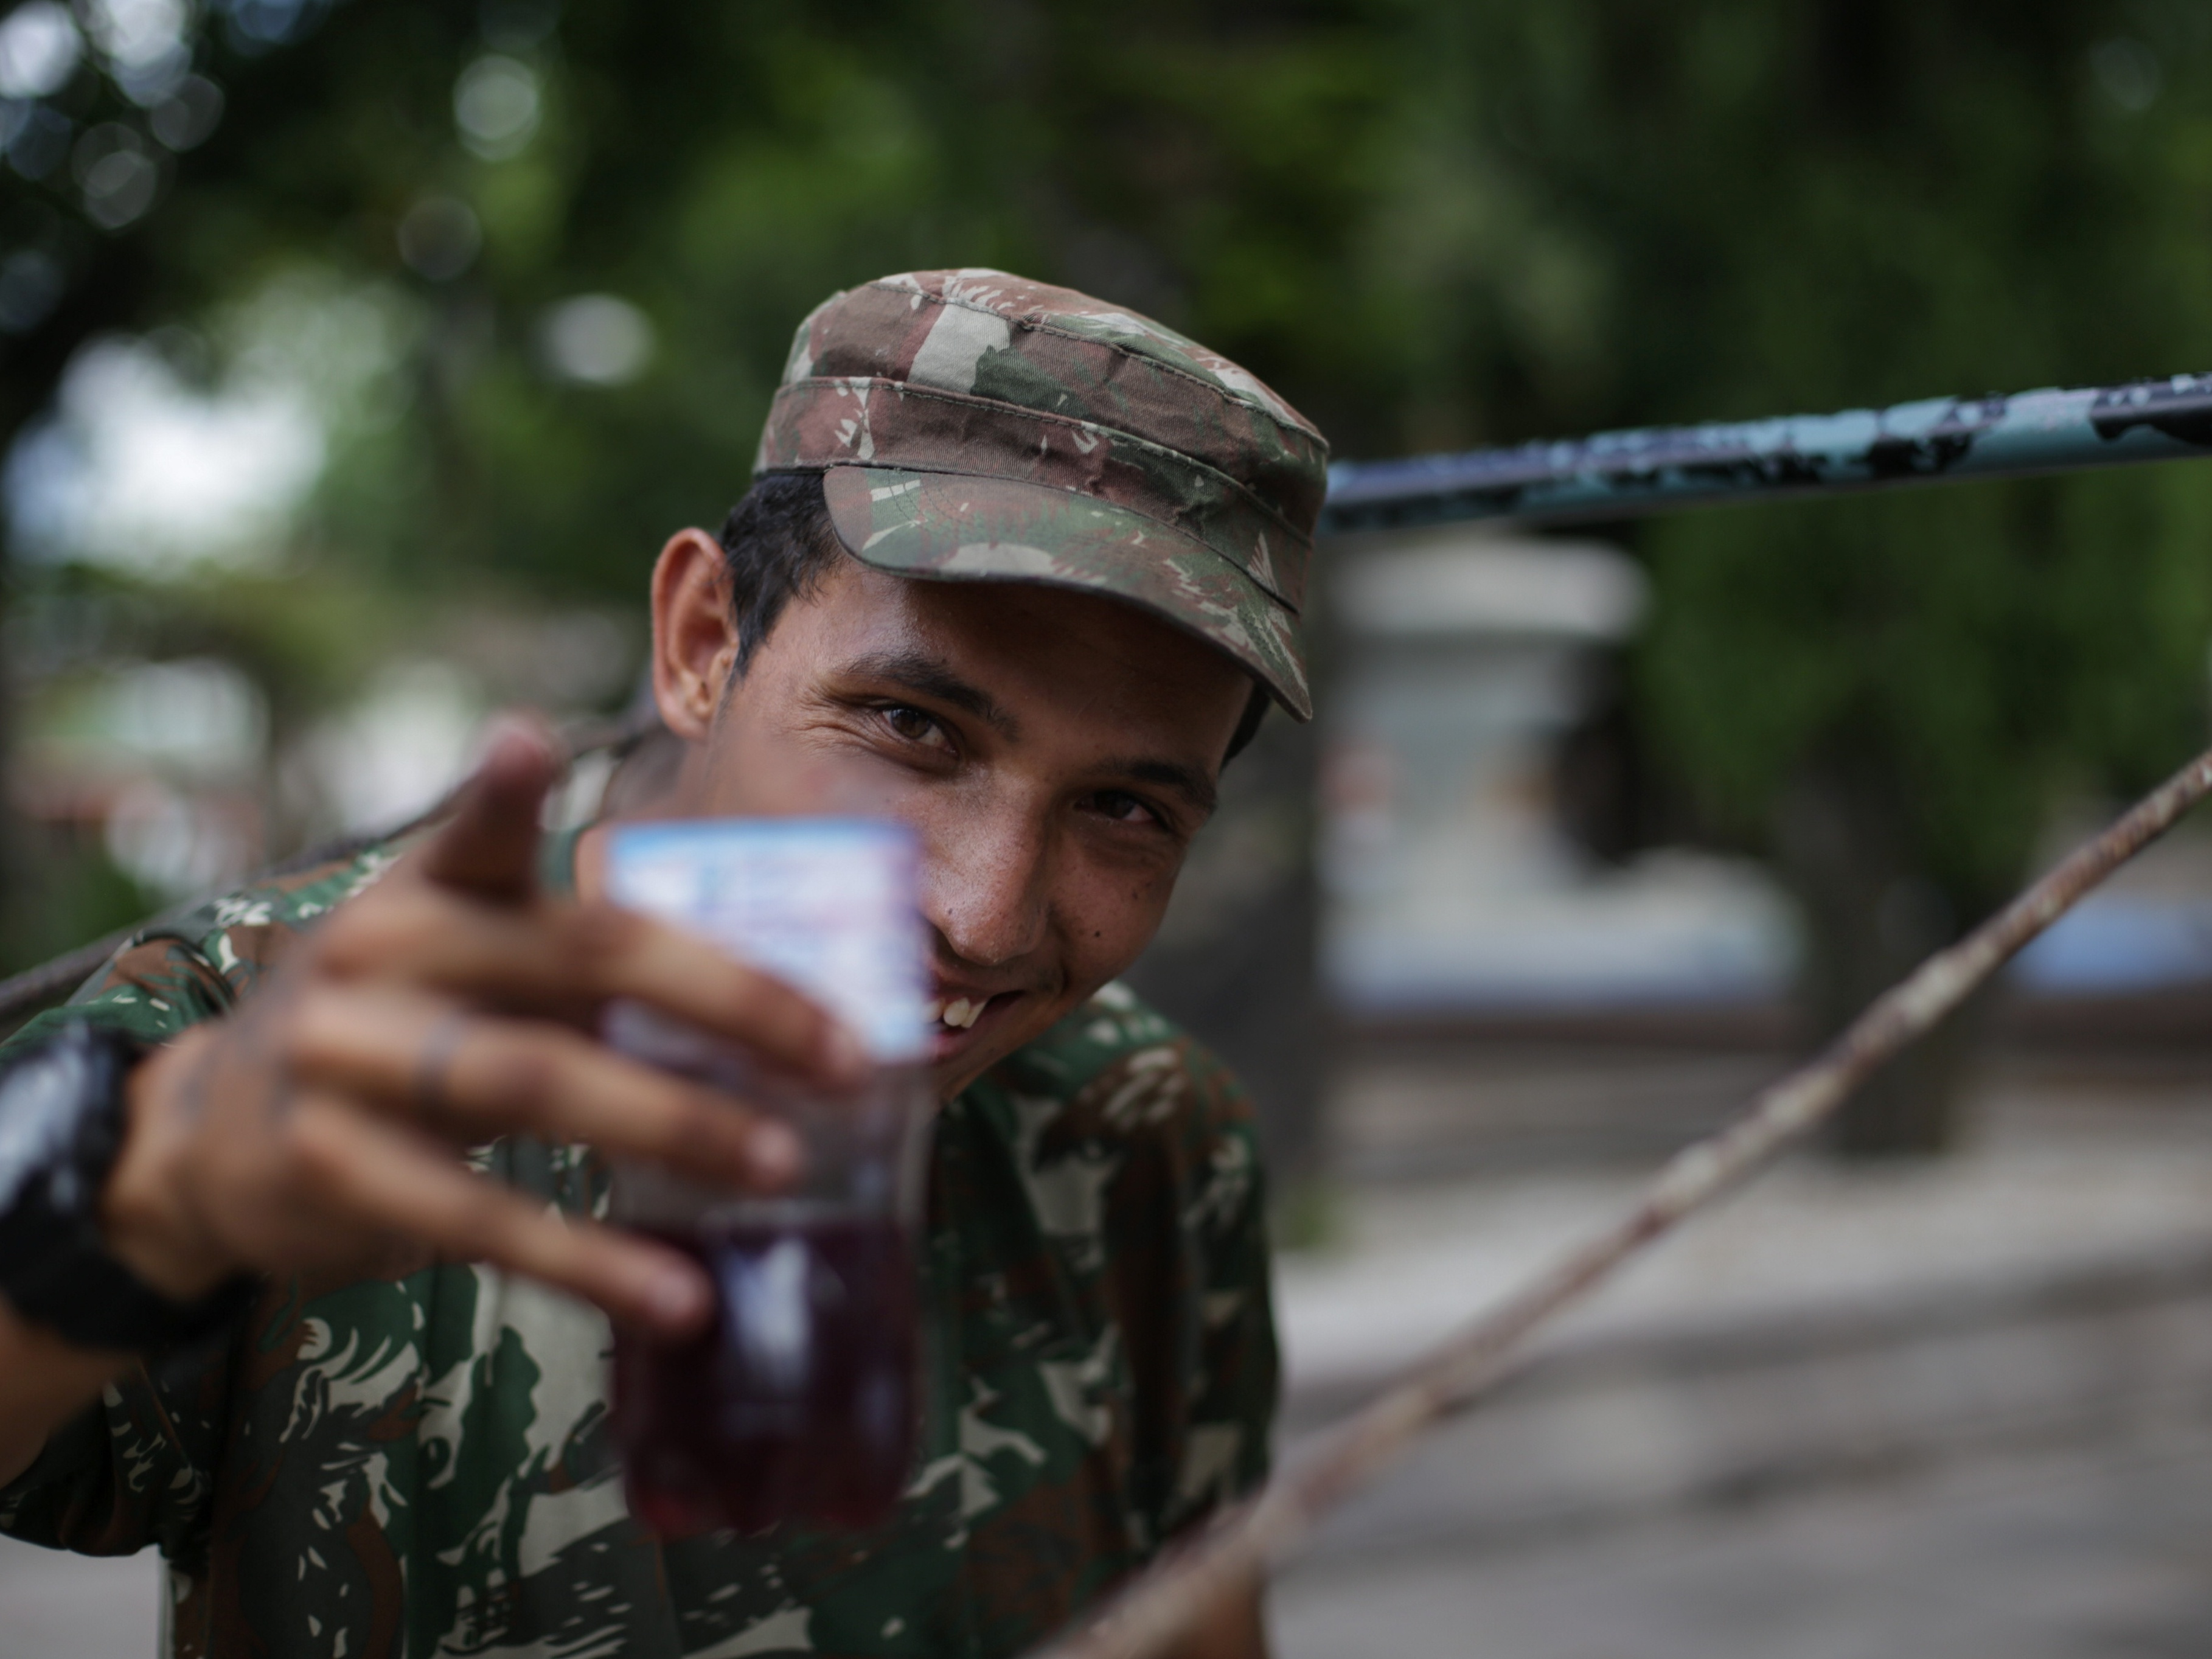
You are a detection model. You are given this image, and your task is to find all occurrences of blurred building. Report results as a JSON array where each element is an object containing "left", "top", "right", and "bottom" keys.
[
  {"left": 1317, "top": 521, "right": 2212, "bottom": 1029},
  {"left": 1321, "top": 524, "right": 1794, "bottom": 1020},
  {"left": 15, "top": 655, "right": 269, "bottom": 902}
]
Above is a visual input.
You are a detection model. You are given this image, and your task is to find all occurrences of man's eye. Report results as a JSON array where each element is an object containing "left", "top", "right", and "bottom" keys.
[
  {"left": 1092, "top": 790, "right": 1160, "bottom": 826},
  {"left": 882, "top": 705, "right": 945, "bottom": 746}
]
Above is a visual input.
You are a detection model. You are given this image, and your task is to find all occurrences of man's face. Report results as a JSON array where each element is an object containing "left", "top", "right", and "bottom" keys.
[{"left": 654, "top": 545, "right": 1251, "bottom": 1099}]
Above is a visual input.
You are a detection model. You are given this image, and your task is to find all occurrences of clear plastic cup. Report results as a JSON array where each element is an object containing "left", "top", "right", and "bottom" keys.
[{"left": 600, "top": 819, "right": 931, "bottom": 1536}]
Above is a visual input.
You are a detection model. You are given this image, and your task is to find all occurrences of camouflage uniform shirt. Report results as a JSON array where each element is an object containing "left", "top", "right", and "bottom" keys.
[{"left": 0, "top": 840, "right": 1278, "bottom": 1658}]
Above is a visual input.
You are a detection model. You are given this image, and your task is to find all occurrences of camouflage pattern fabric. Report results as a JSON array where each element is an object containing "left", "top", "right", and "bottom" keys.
[
  {"left": 754, "top": 270, "right": 1328, "bottom": 720},
  {"left": 0, "top": 842, "right": 1278, "bottom": 1659}
]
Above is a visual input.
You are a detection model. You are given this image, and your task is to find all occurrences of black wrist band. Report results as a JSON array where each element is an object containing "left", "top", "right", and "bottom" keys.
[
  {"left": 0, "top": 1022, "right": 256, "bottom": 1353},
  {"left": 4, "top": 1244, "right": 259, "bottom": 1351}
]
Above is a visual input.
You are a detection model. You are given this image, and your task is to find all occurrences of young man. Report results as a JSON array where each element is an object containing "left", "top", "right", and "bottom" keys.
[{"left": 0, "top": 270, "right": 1327, "bottom": 1658}]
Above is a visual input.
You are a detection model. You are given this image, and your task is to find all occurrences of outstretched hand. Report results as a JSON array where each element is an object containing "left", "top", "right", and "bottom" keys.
[{"left": 100, "top": 719, "right": 860, "bottom": 1335}]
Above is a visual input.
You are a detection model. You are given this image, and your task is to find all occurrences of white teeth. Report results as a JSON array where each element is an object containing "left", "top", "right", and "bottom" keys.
[
  {"left": 931, "top": 995, "right": 990, "bottom": 1031},
  {"left": 924, "top": 998, "right": 945, "bottom": 1024}
]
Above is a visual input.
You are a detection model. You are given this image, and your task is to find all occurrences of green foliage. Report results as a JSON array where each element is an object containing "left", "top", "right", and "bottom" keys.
[
  {"left": 10, "top": 0, "right": 2212, "bottom": 928},
  {"left": 1342, "top": 0, "right": 2212, "bottom": 914},
  {"left": 1638, "top": 476, "right": 2212, "bottom": 908},
  {"left": 0, "top": 827, "right": 158, "bottom": 984}
]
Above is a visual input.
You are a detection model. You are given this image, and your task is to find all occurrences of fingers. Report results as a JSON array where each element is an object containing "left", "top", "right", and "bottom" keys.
[
  {"left": 572, "top": 905, "right": 868, "bottom": 1081},
  {"left": 287, "top": 987, "right": 802, "bottom": 1188},
  {"left": 335, "top": 713, "right": 865, "bottom": 1085},
  {"left": 318, "top": 885, "right": 864, "bottom": 1083},
  {"left": 284, "top": 1096, "right": 712, "bottom": 1333},
  {"left": 416, "top": 717, "right": 562, "bottom": 903}
]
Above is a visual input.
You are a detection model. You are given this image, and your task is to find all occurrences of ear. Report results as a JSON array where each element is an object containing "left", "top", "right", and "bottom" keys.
[{"left": 649, "top": 529, "right": 738, "bottom": 742}]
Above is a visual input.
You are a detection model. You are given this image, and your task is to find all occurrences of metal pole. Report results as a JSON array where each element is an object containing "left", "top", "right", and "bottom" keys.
[
  {"left": 14, "top": 370, "right": 2212, "bottom": 1022},
  {"left": 1319, "top": 372, "right": 2212, "bottom": 533}
]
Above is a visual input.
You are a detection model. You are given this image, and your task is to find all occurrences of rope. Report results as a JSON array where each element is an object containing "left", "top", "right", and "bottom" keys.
[{"left": 1027, "top": 743, "right": 2212, "bottom": 1659}]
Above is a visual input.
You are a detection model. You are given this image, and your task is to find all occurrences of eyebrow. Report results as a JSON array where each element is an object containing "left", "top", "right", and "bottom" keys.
[{"left": 841, "top": 649, "right": 1019, "bottom": 739}]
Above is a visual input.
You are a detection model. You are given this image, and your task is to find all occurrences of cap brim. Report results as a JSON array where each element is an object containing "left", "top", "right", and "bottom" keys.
[{"left": 818, "top": 465, "right": 1311, "bottom": 720}]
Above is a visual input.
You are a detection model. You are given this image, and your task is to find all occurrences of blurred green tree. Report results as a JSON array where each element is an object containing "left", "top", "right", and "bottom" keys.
[
  {"left": 9, "top": 0, "right": 2212, "bottom": 1150},
  {"left": 1382, "top": 0, "right": 2212, "bottom": 1152}
]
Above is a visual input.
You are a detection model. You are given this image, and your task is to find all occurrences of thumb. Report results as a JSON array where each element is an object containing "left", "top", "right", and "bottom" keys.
[{"left": 417, "top": 715, "right": 562, "bottom": 903}]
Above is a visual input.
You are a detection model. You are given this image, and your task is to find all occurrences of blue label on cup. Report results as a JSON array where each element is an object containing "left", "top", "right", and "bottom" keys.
[{"left": 607, "top": 818, "right": 927, "bottom": 1063}]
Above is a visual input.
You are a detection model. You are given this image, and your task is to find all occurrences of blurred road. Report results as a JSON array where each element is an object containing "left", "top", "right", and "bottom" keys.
[
  {"left": 10, "top": 1045, "right": 2212, "bottom": 1658},
  {"left": 1272, "top": 1425, "right": 2212, "bottom": 1659},
  {"left": 1267, "top": 1042, "right": 2212, "bottom": 1659}
]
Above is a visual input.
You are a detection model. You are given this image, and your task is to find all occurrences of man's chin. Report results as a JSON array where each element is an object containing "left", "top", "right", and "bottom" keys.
[
  {"left": 929, "top": 1039, "right": 1020, "bottom": 1102},
  {"left": 926, "top": 995, "right": 1071, "bottom": 1101}
]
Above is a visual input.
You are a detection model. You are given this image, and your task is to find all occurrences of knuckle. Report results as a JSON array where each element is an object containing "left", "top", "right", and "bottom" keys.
[
  {"left": 753, "top": 979, "right": 829, "bottom": 1048},
  {"left": 312, "top": 894, "right": 423, "bottom": 976},
  {"left": 722, "top": 962, "right": 804, "bottom": 1025},
  {"left": 474, "top": 1035, "right": 561, "bottom": 1116},
  {"left": 278, "top": 987, "right": 348, "bottom": 1070},
  {"left": 565, "top": 903, "right": 647, "bottom": 978},
  {"left": 476, "top": 1197, "right": 564, "bottom": 1270},
  {"left": 443, "top": 1191, "right": 510, "bottom": 1257},
  {"left": 274, "top": 1105, "right": 343, "bottom": 1183},
  {"left": 663, "top": 1085, "right": 732, "bottom": 1152}
]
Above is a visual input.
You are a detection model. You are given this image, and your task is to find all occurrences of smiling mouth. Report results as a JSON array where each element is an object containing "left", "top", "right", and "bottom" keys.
[{"left": 926, "top": 995, "right": 993, "bottom": 1032}]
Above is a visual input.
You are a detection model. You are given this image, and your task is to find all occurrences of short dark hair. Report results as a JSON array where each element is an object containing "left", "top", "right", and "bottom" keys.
[
  {"left": 715, "top": 471, "right": 849, "bottom": 676},
  {"left": 715, "top": 471, "right": 1269, "bottom": 761}
]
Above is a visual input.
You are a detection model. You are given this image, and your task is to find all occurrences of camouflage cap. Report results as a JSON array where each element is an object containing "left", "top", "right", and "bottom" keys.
[{"left": 753, "top": 269, "right": 1328, "bottom": 718}]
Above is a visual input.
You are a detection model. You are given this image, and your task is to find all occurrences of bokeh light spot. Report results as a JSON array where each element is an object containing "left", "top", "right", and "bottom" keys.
[
  {"left": 454, "top": 53, "right": 540, "bottom": 161},
  {"left": 2092, "top": 37, "right": 2162, "bottom": 113},
  {"left": 73, "top": 122, "right": 161, "bottom": 229},
  {"left": 0, "top": 1, "right": 82, "bottom": 99},
  {"left": 148, "top": 73, "right": 223, "bottom": 150},
  {"left": 396, "top": 193, "right": 482, "bottom": 281},
  {"left": 539, "top": 293, "right": 655, "bottom": 386}
]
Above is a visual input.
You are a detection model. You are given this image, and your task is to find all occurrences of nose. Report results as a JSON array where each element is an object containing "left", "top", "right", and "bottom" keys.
[{"left": 920, "top": 805, "right": 1051, "bottom": 970}]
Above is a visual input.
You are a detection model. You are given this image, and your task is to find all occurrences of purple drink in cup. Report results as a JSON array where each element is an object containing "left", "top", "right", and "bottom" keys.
[
  {"left": 603, "top": 819, "right": 931, "bottom": 1535},
  {"left": 611, "top": 1215, "right": 919, "bottom": 1535}
]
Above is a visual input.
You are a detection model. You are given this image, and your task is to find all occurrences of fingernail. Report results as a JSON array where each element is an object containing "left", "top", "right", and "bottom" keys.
[
  {"left": 480, "top": 712, "right": 555, "bottom": 776},
  {"left": 824, "top": 1023, "right": 870, "bottom": 1082},
  {"left": 748, "top": 1122, "right": 804, "bottom": 1187},
  {"left": 646, "top": 1269, "right": 709, "bottom": 1330}
]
